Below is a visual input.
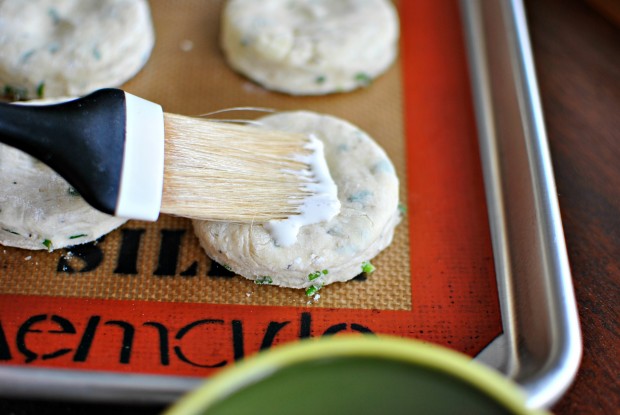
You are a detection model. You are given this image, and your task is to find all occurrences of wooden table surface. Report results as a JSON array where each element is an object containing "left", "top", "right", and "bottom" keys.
[
  {"left": 525, "top": 0, "right": 620, "bottom": 413},
  {"left": 0, "top": 0, "right": 618, "bottom": 413}
]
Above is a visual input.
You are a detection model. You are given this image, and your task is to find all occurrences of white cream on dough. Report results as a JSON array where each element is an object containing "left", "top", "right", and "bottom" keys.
[{"left": 264, "top": 134, "right": 340, "bottom": 247}]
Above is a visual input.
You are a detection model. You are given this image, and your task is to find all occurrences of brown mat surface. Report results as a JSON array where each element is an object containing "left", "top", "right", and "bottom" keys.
[{"left": 0, "top": 0, "right": 411, "bottom": 311}]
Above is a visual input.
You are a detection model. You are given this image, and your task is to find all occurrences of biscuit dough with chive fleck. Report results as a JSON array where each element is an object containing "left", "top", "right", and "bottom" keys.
[
  {"left": 193, "top": 111, "right": 401, "bottom": 289},
  {"left": 0, "top": 0, "right": 154, "bottom": 100},
  {"left": 220, "top": 0, "right": 400, "bottom": 95},
  {"left": 0, "top": 98, "right": 126, "bottom": 250}
]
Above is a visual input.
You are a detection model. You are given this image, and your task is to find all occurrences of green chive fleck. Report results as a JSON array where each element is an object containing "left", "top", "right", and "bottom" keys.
[
  {"left": 36, "top": 82, "right": 45, "bottom": 98},
  {"left": 308, "top": 269, "right": 329, "bottom": 281},
  {"left": 21, "top": 50, "right": 35, "bottom": 63},
  {"left": 93, "top": 47, "right": 101, "bottom": 60},
  {"left": 361, "top": 261, "right": 375, "bottom": 274},
  {"left": 398, "top": 202, "right": 407, "bottom": 214},
  {"left": 42, "top": 239, "right": 52, "bottom": 249},
  {"left": 308, "top": 271, "right": 321, "bottom": 281},
  {"left": 305, "top": 284, "right": 322, "bottom": 297},
  {"left": 255, "top": 276, "right": 273, "bottom": 285},
  {"left": 354, "top": 72, "right": 372, "bottom": 86},
  {"left": 69, "top": 234, "right": 87, "bottom": 239},
  {"left": 315, "top": 75, "right": 326, "bottom": 84},
  {"left": 223, "top": 264, "right": 233, "bottom": 271},
  {"left": 48, "top": 8, "right": 61, "bottom": 24},
  {"left": 48, "top": 42, "right": 60, "bottom": 53},
  {"left": 3, "top": 85, "right": 28, "bottom": 100}
]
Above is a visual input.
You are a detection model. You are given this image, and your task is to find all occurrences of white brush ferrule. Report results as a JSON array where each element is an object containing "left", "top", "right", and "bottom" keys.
[{"left": 115, "top": 92, "right": 164, "bottom": 221}]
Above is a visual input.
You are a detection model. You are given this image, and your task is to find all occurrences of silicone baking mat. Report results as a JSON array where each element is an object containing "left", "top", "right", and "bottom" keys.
[{"left": 0, "top": 0, "right": 501, "bottom": 378}]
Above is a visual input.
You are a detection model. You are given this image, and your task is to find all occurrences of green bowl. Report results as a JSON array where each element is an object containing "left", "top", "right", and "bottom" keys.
[{"left": 165, "top": 336, "right": 547, "bottom": 415}]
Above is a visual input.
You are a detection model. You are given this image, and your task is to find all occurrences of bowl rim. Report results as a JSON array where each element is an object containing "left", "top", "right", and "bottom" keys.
[{"left": 164, "top": 335, "right": 548, "bottom": 415}]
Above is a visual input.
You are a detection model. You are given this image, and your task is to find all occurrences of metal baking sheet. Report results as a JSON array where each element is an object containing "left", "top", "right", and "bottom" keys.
[
  {"left": 0, "top": 0, "right": 581, "bottom": 410},
  {"left": 461, "top": 0, "right": 582, "bottom": 408}
]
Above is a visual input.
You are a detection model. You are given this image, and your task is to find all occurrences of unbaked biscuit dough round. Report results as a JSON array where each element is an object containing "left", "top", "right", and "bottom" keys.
[
  {"left": 0, "top": 98, "right": 126, "bottom": 250},
  {"left": 0, "top": 0, "right": 154, "bottom": 100},
  {"left": 0, "top": 145, "right": 127, "bottom": 250},
  {"left": 193, "top": 111, "right": 401, "bottom": 289},
  {"left": 221, "top": 0, "right": 400, "bottom": 95}
]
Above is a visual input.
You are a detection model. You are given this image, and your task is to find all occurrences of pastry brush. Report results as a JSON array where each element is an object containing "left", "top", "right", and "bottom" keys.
[{"left": 0, "top": 88, "right": 320, "bottom": 222}]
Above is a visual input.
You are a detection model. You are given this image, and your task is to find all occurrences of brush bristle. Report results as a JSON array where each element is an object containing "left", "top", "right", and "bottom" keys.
[{"left": 160, "top": 113, "right": 315, "bottom": 222}]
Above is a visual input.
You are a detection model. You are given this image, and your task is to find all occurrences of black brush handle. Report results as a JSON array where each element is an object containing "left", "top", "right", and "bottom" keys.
[{"left": 0, "top": 89, "right": 126, "bottom": 215}]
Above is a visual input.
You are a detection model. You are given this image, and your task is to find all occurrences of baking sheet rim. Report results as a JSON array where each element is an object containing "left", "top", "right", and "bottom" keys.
[{"left": 0, "top": 0, "right": 581, "bottom": 410}]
